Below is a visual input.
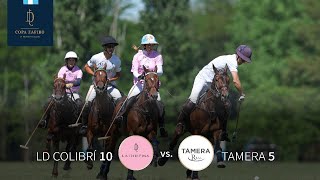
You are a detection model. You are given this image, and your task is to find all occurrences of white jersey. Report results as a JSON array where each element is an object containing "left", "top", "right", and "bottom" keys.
[
  {"left": 197, "top": 54, "right": 238, "bottom": 82},
  {"left": 87, "top": 52, "right": 121, "bottom": 85}
]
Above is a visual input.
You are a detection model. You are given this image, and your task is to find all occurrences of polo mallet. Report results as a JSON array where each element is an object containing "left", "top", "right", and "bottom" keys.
[
  {"left": 20, "top": 100, "right": 54, "bottom": 150},
  {"left": 98, "top": 80, "right": 140, "bottom": 141},
  {"left": 231, "top": 100, "right": 243, "bottom": 142},
  {"left": 69, "top": 85, "right": 94, "bottom": 128}
]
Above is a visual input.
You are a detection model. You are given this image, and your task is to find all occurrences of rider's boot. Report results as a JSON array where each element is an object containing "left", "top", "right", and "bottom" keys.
[
  {"left": 175, "top": 99, "right": 195, "bottom": 135},
  {"left": 156, "top": 101, "right": 168, "bottom": 137},
  {"left": 79, "top": 101, "right": 91, "bottom": 135},
  {"left": 114, "top": 97, "right": 136, "bottom": 123}
]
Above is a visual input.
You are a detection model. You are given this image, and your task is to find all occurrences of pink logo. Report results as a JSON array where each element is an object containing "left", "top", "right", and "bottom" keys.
[{"left": 118, "top": 135, "right": 153, "bottom": 171}]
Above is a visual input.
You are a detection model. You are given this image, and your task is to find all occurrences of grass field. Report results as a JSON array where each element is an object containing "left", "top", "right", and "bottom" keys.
[{"left": 0, "top": 161, "right": 319, "bottom": 180}]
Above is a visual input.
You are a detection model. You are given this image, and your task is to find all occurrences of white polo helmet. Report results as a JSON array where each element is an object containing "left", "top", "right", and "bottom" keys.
[
  {"left": 64, "top": 51, "right": 78, "bottom": 60},
  {"left": 141, "top": 34, "right": 159, "bottom": 45}
]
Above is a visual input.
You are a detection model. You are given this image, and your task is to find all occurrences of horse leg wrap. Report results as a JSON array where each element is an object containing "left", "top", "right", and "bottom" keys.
[{"left": 192, "top": 171, "right": 199, "bottom": 179}]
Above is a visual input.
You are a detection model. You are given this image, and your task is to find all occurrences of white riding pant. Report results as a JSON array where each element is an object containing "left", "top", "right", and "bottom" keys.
[
  {"left": 189, "top": 75, "right": 211, "bottom": 103},
  {"left": 67, "top": 93, "right": 80, "bottom": 101},
  {"left": 51, "top": 93, "right": 80, "bottom": 101},
  {"left": 127, "top": 81, "right": 161, "bottom": 101},
  {"left": 85, "top": 85, "right": 122, "bottom": 102}
]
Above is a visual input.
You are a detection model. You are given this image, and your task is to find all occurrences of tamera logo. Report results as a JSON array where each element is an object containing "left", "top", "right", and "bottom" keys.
[
  {"left": 118, "top": 135, "right": 153, "bottom": 171},
  {"left": 178, "top": 135, "right": 214, "bottom": 171}
]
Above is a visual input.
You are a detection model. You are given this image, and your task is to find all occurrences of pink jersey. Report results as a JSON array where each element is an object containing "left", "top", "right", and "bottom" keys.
[
  {"left": 58, "top": 65, "right": 83, "bottom": 93},
  {"left": 131, "top": 50, "right": 163, "bottom": 84}
]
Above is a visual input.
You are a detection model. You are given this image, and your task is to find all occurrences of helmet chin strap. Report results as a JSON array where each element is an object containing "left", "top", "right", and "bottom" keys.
[{"left": 67, "top": 64, "right": 74, "bottom": 70}]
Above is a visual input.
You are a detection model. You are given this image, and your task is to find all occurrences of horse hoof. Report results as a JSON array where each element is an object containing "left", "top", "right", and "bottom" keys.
[
  {"left": 127, "top": 176, "right": 136, "bottom": 180},
  {"left": 43, "top": 149, "right": 50, "bottom": 153},
  {"left": 158, "top": 157, "right": 168, "bottom": 166},
  {"left": 63, "top": 166, "right": 71, "bottom": 171},
  {"left": 86, "top": 161, "right": 93, "bottom": 170},
  {"left": 52, "top": 173, "right": 58, "bottom": 178},
  {"left": 96, "top": 172, "right": 107, "bottom": 180},
  {"left": 186, "top": 177, "right": 192, "bottom": 180},
  {"left": 87, "top": 164, "right": 93, "bottom": 170},
  {"left": 217, "top": 161, "right": 226, "bottom": 168},
  {"left": 153, "top": 159, "right": 158, "bottom": 167}
]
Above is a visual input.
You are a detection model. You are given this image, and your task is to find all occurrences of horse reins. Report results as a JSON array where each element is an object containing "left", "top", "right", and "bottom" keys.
[
  {"left": 232, "top": 100, "right": 242, "bottom": 142},
  {"left": 98, "top": 80, "right": 140, "bottom": 140}
]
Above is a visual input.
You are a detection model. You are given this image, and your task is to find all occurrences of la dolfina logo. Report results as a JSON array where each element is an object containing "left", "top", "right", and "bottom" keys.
[
  {"left": 7, "top": 0, "right": 53, "bottom": 46},
  {"left": 118, "top": 136, "right": 153, "bottom": 171},
  {"left": 120, "top": 143, "right": 150, "bottom": 158},
  {"left": 178, "top": 135, "right": 214, "bottom": 171}
]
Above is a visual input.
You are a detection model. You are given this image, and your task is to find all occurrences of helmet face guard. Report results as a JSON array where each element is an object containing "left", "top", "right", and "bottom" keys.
[{"left": 141, "top": 34, "right": 159, "bottom": 45}]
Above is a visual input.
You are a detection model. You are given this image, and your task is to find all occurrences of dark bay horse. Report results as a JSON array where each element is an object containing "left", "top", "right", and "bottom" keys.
[
  {"left": 85, "top": 66, "right": 115, "bottom": 174},
  {"left": 100, "top": 66, "right": 161, "bottom": 180},
  {"left": 46, "top": 76, "right": 81, "bottom": 177},
  {"left": 159, "top": 64, "right": 231, "bottom": 180}
]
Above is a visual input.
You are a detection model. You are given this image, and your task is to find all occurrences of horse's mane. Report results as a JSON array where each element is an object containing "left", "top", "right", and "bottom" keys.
[{"left": 54, "top": 78, "right": 66, "bottom": 84}]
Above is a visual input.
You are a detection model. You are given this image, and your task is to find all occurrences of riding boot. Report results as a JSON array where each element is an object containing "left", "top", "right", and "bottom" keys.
[
  {"left": 115, "top": 96, "right": 136, "bottom": 123},
  {"left": 220, "top": 120, "right": 230, "bottom": 142},
  {"left": 156, "top": 101, "right": 168, "bottom": 137},
  {"left": 175, "top": 99, "right": 196, "bottom": 135},
  {"left": 79, "top": 101, "right": 91, "bottom": 135},
  {"left": 39, "top": 96, "right": 53, "bottom": 129},
  {"left": 75, "top": 98, "right": 83, "bottom": 112}
]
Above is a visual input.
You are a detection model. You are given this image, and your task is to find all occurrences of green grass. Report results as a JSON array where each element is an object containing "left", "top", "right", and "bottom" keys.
[{"left": 0, "top": 161, "right": 319, "bottom": 180}]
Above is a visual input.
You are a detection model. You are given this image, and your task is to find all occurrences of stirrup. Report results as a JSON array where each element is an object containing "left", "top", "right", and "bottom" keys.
[
  {"left": 176, "top": 123, "right": 184, "bottom": 135},
  {"left": 220, "top": 132, "right": 231, "bottom": 142},
  {"left": 79, "top": 125, "right": 87, "bottom": 135},
  {"left": 115, "top": 115, "right": 123, "bottom": 122},
  {"left": 39, "top": 120, "right": 47, "bottom": 129},
  {"left": 159, "top": 127, "right": 168, "bottom": 137}
]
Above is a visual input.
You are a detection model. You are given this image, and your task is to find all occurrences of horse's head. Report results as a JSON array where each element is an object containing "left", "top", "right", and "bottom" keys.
[
  {"left": 143, "top": 66, "right": 159, "bottom": 100},
  {"left": 53, "top": 75, "right": 66, "bottom": 101},
  {"left": 212, "top": 64, "right": 230, "bottom": 102},
  {"left": 93, "top": 64, "right": 108, "bottom": 92}
]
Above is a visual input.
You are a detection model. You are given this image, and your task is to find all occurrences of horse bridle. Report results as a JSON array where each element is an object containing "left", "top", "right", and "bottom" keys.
[
  {"left": 143, "top": 72, "right": 159, "bottom": 98},
  {"left": 93, "top": 69, "right": 108, "bottom": 93},
  {"left": 53, "top": 78, "right": 66, "bottom": 101},
  {"left": 211, "top": 73, "right": 229, "bottom": 100}
]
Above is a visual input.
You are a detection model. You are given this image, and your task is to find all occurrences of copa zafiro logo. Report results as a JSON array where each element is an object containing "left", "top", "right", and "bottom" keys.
[{"left": 178, "top": 135, "right": 214, "bottom": 171}]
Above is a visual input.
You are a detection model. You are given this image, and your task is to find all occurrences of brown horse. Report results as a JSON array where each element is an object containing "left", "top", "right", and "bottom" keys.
[
  {"left": 99, "top": 66, "right": 161, "bottom": 180},
  {"left": 85, "top": 66, "right": 115, "bottom": 174},
  {"left": 158, "top": 64, "right": 231, "bottom": 180},
  {"left": 46, "top": 76, "right": 81, "bottom": 177}
]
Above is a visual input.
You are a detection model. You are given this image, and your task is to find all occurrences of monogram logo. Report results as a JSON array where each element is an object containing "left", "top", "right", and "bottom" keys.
[
  {"left": 26, "top": 9, "right": 35, "bottom": 26},
  {"left": 134, "top": 143, "right": 139, "bottom": 152}
]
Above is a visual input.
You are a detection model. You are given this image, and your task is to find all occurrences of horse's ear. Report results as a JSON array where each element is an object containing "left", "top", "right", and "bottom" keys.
[
  {"left": 212, "top": 64, "right": 218, "bottom": 74},
  {"left": 143, "top": 65, "right": 148, "bottom": 73},
  {"left": 53, "top": 74, "right": 57, "bottom": 80},
  {"left": 93, "top": 64, "right": 97, "bottom": 71},
  {"left": 154, "top": 65, "right": 157, "bottom": 72},
  {"left": 103, "top": 64, "right": 107, "bottom": 70},
  {"left": 63, "top": 73, "right": 66, "bottom": 80},
  {"left": 224, "top": 64, "right": 228, "bottom": 73}
]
